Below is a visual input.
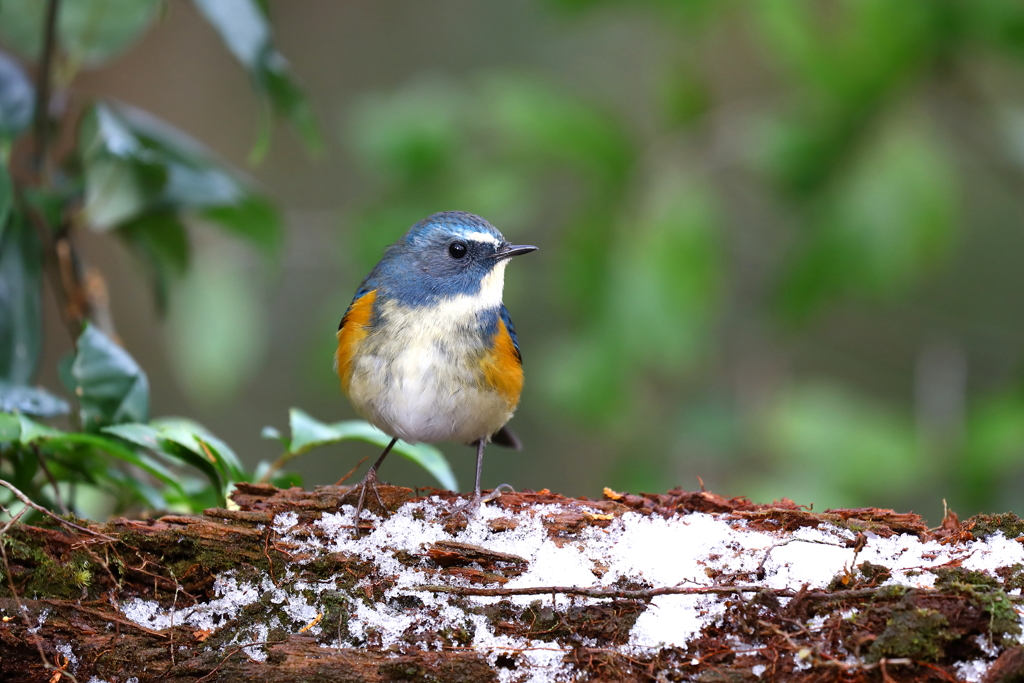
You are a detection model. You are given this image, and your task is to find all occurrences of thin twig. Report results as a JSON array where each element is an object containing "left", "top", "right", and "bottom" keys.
[
  {"left": 410, "top": 582, "right": 959, "bottom": 605},
  {"left": 0, "top": 479, "right": 117, "bottom": 542},
  {"left": 0, "top": 505, "right": 28, "bottom": 535},
  {"left": 334, "top": 455, "right": 369, "bottom": 486},
  {"left": 413, "top": 583, "right": 777, "bottom": 600},
  {"left": 33, "top": 445, "right": 69, "bottom": 515}
]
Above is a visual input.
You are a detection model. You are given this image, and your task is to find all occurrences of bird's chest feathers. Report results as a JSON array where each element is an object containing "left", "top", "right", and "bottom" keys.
[{"left": 346, "top": 268, "right": 518, "bottom": 443}]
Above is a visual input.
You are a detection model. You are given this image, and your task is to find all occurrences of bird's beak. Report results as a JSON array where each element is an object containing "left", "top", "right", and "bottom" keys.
[{"left": 493, "top": 244, "right": 538, "bottom": 260}]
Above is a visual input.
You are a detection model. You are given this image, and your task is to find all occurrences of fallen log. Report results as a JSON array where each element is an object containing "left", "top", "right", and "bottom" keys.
[{"left": 0, "top": 483, "right": 1023, "bottom": 682}]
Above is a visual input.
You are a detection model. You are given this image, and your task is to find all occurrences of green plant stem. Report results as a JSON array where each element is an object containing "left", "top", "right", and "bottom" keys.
[{"left": 256, "top": 450, "right": 299, "bottom": 485}]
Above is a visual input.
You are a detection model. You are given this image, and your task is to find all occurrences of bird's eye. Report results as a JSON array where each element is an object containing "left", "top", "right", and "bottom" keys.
[{"left": 448, "top": 242, "right": 468, "bottom": 259}]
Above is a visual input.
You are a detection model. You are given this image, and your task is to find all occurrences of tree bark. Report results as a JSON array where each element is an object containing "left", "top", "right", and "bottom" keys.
[{"left": 0, "top": 484, "right": 1022, "bottom": 682}]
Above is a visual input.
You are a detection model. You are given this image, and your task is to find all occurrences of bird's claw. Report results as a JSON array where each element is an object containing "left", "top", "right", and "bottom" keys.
[
  {"left": 346, "top": 470, "right": 386, "bottom": 538},
  {"left": 445, "top": 483, "right": 515, "bottom": 522}
]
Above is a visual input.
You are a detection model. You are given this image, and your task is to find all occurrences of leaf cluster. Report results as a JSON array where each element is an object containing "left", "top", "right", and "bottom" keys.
[{"left": 0, "top": 0, "right": 450, "bottom": 519}]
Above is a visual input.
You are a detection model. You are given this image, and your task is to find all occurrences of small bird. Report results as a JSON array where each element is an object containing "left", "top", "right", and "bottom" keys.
[{"left": 335, "top": 211, "right": 537, "bottom": 530}]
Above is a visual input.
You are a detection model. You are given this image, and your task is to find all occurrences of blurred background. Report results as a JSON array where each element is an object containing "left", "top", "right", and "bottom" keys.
[{"left": 11, "top": 0, "right": 1024, "bottom": 523}]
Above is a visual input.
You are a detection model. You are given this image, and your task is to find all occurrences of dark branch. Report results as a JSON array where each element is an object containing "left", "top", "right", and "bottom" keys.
[{"left": 31, "top": 0, "right": 61, "bottom": 179}]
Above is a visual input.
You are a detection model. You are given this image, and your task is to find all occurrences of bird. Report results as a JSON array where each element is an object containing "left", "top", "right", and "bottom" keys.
[{"left": 335, "top": 211, "right": 537, "bottom": 532}]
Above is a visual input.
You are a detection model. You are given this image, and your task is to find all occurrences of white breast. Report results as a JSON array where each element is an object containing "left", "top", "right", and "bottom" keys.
[{"left": 346, "top": 262, "right": 516, "bottom": 444}]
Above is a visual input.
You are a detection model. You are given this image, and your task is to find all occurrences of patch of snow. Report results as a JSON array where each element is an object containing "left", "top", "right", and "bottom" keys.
[
  {"left": 954, "top": 659, "right": 991, "bottom": 683},
  {"left": 272, "top": 511, "right": 299, "bottom": 534},
  {"left": 114, "top": 500, "right": 1024, "bottom": 681},
  {"left": 28, "top": 608, "right": 49, "bottom": 634},
  {"left": 54, "top": 642, "right": 78, "bottom": 672}
]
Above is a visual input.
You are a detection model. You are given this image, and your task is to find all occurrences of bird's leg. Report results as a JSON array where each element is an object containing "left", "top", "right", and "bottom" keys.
[
  {"left": 448, "top": 439, "right": 494, "bottom": 517},
  {"left": 348, "top": 437, "right": 397, "bottom": 537},
  {"left": 470, "top": 437, "right": 487, "bottom": 509}
]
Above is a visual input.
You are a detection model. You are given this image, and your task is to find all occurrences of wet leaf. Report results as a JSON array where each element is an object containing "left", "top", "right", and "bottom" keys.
[
  {"left": 192, "top": 0, "right": 322, "bottom": 157},
  {"left": 0, "top": 50, "right": 33, "bottom": 140},
  {"left": 117, "top": 211, "right": 189, "bottom": 312},
  {"left": 0, "top": 211, "right": 43, "bottom": 384},
  {"left": 78, "top": 102, "right": 282, "bottom": 249},
  {"left": 0, "top": 0, "right": 161, "bottom": 69},
  {"left": 285, "top": 408, "right": 458, "bottom": 491},
  {"left": 105, "top": 418, "right": 242, "bottom": 504},
  {"left": 0, "top": 382, "right": 69, "bottom": 417},
  {"left": 67, "top": 323, "right": 150, "bottom": 430}
]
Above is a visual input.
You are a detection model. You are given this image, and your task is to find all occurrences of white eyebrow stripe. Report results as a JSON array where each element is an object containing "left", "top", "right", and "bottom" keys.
[{"left": 460, "top": 231, "right": 501, "bottom": 245}]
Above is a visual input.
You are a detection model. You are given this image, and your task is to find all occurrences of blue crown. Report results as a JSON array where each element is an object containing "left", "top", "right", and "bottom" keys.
[{"left": 401, "top": 211, "right": 504, "bottom": 248}]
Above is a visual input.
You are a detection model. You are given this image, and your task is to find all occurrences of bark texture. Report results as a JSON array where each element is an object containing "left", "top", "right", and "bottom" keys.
[{"left": 0, "top": 484, "right": 1022, "bottom": 682}]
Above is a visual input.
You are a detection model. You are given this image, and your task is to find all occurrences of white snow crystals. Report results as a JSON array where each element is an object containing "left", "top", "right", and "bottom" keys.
[{"left": 116, "top": 499, "right": 1024, "bottom": 682}]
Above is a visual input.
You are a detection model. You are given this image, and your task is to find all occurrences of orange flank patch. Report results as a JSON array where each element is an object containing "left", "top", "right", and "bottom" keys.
[
  {"left": 481, "top": 319, "right": 524, "bottom": 409},
  {"left": 336, "top": 290, "right": 377, "bottom": 393}
]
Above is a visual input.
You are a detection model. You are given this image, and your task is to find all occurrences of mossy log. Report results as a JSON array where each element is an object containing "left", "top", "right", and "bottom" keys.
[{"left": 1, "top": 484, "right": 1023, "bottom": 682}]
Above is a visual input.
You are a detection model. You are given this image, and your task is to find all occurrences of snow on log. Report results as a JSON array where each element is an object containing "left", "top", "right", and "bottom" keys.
[{"left": 1, "top": 484, "right": 1024, "bottom": 682}]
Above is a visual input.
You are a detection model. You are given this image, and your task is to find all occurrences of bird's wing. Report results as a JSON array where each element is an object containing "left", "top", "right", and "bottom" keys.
[
  {"left": 499, "top": 304, "right": 522, "bottom": 364},
  {"left": 336, "top": 286, "right": 378, "bottom": 391},
  {"left": 487, "top": 305, "right": 524, "bottom": 449}
]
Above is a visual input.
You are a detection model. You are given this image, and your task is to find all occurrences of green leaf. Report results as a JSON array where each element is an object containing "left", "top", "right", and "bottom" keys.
[
  {"left": 0, "top": 210, "right": 43, "bottom": 384},
  {"left": 0, "top": 411, "right": 20, "bottom": 440},
  {"left": 0, "top": 382, "right": 69, "bottom": 417},
  {"left": 191, "top": 0, "right": 322, "bottom": 157},
  {"left": 104, "top": 422, "right": 223, "bottom": 500},
  {"left": 286, "top": 408, "right": 458, "bottom": 491},
  {"left": 0, "top": 50, "right": 33, "bottom": 140},
  {"left": 117, "top": 211, "right": 189, "bottom": 312},
  {"left": 68, "top": 323, "right": 150, "bottom": 430},
  {"left": 104, "top": 419, "right": 242, "bottom": 504},
  {"left": 151, "top": 417, "right": 245, "bottom": 482},
  {"left": 0, "top": 0, "right": 45, "bottom": 60},
  {"left": 14, "top": 412, "right": 61, "bottom": 442},
  {"left": 260, "top": 425, "right": 286, "bottom": 445},
  {"left": 58, "top": 0, "right": 162, "bottom": 68},
  {"left": 81, "top": 154, "right": 166, "bottom": 230},
  {"left": 201, "top": 195, "right": 281, "bottom": 255},
  {"left": 78, "top": 102, "right": 282, "bottom": 249},
  {"left": 46, "top": 431, "right": 186, "bottom": 501},
  {"left": 0, "top": 0, "right": 161, "bottom": 70}
]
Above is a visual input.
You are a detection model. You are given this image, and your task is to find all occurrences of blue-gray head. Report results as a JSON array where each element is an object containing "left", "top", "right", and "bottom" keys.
[{"left": 369, "top": 211, "right": 537, "bottom": 306}]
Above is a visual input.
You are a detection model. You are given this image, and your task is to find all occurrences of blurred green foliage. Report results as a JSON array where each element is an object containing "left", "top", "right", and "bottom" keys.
[
  {"left": 338, "top": 0, "right": 1024, "bottom": 517},
  {"left": 0, "top": 0, "right": 447, "bottom": 520},
  {"left": 5, "top": 0, "right": 1024, "bottom": 523}
]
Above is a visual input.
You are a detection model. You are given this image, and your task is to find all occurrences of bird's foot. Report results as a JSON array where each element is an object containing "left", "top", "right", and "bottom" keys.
[
  {"left": 345, "top": 469, "right": 386, "bottom": 538},
  {"left": 444, "top": 484, "right": 515, "bottom": 526}
]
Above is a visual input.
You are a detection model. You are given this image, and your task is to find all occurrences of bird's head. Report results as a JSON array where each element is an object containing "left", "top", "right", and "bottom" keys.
[{"left": 375, "top": 211, "right": 537, "bottom": 307}]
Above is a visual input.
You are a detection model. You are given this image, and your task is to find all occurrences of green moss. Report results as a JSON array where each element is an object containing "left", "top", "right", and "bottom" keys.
[
  {"left": 996, "top": 564, "right": 1024, "bottom": 592},
  {"left": 858, "top": 561, "right": 892, "bottom": 584},
  {"left": 867, "top": 607, "right": 954, "bottom": 662},
  {"left": 0, "top": 533, "right": 99, "bottom": 600},
  {"left": 872, "top": 584, "right": 908, "bottom": 601},
  {"left": 933, "top": 567, "right": 1000, "bottom": 590},
  {"left": 969, "top": 513, "right": 1024, "bottom": 540}
]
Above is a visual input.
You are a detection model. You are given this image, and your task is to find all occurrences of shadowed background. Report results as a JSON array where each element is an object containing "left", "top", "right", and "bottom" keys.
[{"left": 19, "top": 0, "right": 1024, "bottom": 523}]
